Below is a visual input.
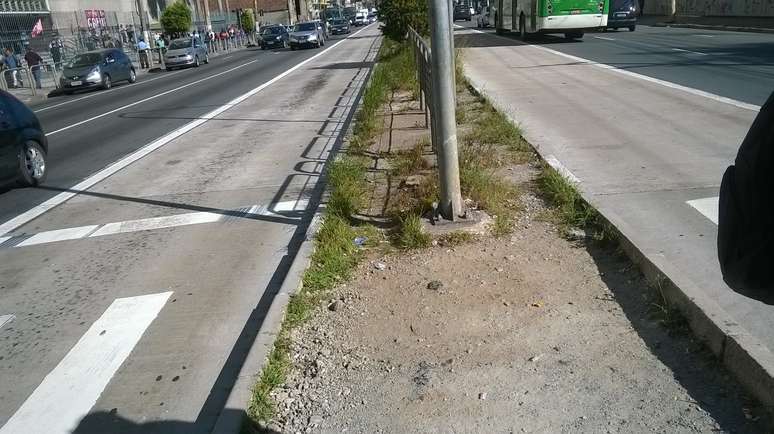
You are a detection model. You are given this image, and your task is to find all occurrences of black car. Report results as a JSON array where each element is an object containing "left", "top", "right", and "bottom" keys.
[
  {"left": 453, "top": 4, "right": 472, "bottom": 21},
  {"left": 260, "top": 25, "right": 289, "bottom": 49},
  {"left": 60, "top": 49, "right": 136, "bottom": 93},
  {"left": 329, "top": 18, "right": 351, "bottom": 35},
  {"left": 0, "top": 90, "right": 48, "bottom": 187},
  {"left": 607, "top": 0, "right": 637, "bottom": 31}
]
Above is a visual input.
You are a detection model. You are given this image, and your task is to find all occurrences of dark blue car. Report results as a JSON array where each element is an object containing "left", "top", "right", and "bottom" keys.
[
  {"left": 607, "top": 0, "right": 637, "bottom": 31},
  {"left": 260, "top": 25, "right": 289, "bottom": 50},
  {"left": 0, "top": 90, "right": 47, "bottom": 187}
]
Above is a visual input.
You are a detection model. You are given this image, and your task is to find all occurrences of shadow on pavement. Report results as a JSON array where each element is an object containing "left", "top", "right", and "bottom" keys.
[
  {"left": 65, "top": 24, "right": 382, "bottom": 434},
  {"left": 586, "top": 242, "right": 771, "bottom": 432},
  {"left": 312, "top": 61, "right": 375, "bottom": 69}
]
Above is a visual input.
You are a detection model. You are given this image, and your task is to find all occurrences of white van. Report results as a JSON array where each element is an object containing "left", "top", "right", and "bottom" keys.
[{"left": 354, "top": 10, "right": 368, "bottom": 26}]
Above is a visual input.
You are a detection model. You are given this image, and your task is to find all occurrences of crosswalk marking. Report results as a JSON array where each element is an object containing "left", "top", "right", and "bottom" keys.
[{"left": 0, "top": 292, "right": 172, "bottom": 434}]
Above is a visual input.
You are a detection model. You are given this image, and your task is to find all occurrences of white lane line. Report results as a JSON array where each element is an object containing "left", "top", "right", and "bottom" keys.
[
  {"left": 0, "top": 314, "right": 15, "bottom": 330},
  {"left": 0, "top": 291, "right": 172, "bottom": 434},
  {"left": 459, "top": 26, "right": 761, "bottom": 112},
  {"left": 0, "top": 236, "right": 10, "bottom": 245},
  {"left": 0, "top": 27, "right": 370, "bottom": 238},
  {"left": 694, "top": 34, "right": 715, "bottom": 38},
  {"left": 546, "top": 155, "right": 581, "bottom": 184},
  {"left": 34, "top": 68, "right": 186, "bottom": 113},
  {"left": 687, "top": 197, "right": 718, "bottom": 225},
  {"left": 5, "top": 199, "right": 309, "bottom": 248},
  {"left": 594, "top": 36, "right": 616, "bottom": 41},
  {"left": 47, "top": 59, "right": 258, "bottom": 136},
  {"left": 672, "top": 47, "right": 708, "bottom": 56},
  {"left": 15, "top": 225, "right": 99, "bottom": 248}
]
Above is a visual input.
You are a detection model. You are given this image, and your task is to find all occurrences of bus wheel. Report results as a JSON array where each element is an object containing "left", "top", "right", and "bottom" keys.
[
  {"left": 519, "top": 14, "right": 527, "bottom": 40},
  {"left": 629, "top": 25, "right": 636, "bottom": 31}
]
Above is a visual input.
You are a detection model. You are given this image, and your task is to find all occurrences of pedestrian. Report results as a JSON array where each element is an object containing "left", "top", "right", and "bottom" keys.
[
  {"left": 3, "top": 48, "right": 22, "bottom": 88},
  {"left": 49, "top": 38, "right": 63, "bottom": 70},
  {"left": 24, "top": 46, "right": 43, "bottom": 89},
  {"left": 137, "top": 38, "right": 150, "bottom": 69}
]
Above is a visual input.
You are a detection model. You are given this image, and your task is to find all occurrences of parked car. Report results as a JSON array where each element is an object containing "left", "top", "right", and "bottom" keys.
[
  {"left": 329, "top": 18, "right": 351, "bottom": 35},
  {"left": 453, "top": 4, "right": 472, "bottom": 21},
  {"left": 259, "top": 25, "right": 289, "bottom": 49},
  {"left": 367, "top": 11, "right": 376, "bottom": 23},
  {"left": 0, "top": 90, "right": 47, "bottom": 187},
  {"left": 60, "top": 49, "right": 136, "bottom": 93},
  {"left": 476, "top": 6, "right": 494, "bottom": 27},
  {"left": 289, "top": 21, "right": 325, "bottom": 50},
  {"left": 607, "top": 0, "right": 637, "bottom": 31},
  {"left": 164, "top": 36, "right": 209, "bottom": 70}
]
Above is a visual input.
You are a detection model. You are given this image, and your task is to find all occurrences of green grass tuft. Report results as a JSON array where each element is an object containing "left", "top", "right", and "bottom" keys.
[{"left": 396, "top": 214, "right": 432, "bottom": 249}]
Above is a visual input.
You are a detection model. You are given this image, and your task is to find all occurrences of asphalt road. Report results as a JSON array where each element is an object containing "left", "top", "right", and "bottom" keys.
[
  {"left": 0, "top": 24, "right": 382, "bottom": 433},
  {"left": 0, "top": 43, "right": 341, "bottom": 224},
  {"left": 458, "top": 20, "right": 774, "bottom": 105}
]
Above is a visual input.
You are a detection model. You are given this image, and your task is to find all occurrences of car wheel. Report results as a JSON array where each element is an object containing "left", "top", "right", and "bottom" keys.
[
  {"left": 17, "top": 140, "right": 47, "bottom": 187},
  {"left": 166, "top": 67, "right": 175, "bottom": 71},
  {"left": 629, "top": 25, "right": 636, "bottom": 31},
  {"left": 101, "top": 74, "right": 111, "bottom": 90},
  {"left": 128, "top": 68, "right": 137, "bottom": 83},
  {"left": 194, "top": 56, "right": 200, "bottom": 67},
  {"left": 291, "top": 45, "right": 296, "bottom": 51},
  {"left": 261, "top": 44, "right": 267, "bottom": 50}
]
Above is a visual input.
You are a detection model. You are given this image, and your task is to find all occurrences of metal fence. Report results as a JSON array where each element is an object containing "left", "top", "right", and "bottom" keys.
[{"left": 408, "top": 26, "right": 433, "bottom": 148}]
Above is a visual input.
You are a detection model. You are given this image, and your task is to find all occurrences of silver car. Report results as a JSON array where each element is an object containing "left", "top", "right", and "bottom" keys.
[
  {"left": 289, "top": 21, "right": 325, "bottom": 50},
  {"left": 164, "top": 36, "right": 209, "bottom": 70}
]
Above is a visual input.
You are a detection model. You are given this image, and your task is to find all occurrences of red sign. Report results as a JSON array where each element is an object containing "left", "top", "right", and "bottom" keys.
[{"left": 85, "top": 10, "right": 107, "bottom": 30}]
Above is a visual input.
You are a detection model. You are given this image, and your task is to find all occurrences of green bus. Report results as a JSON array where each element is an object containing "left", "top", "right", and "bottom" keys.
[{"left": 495, "top": 0, "right": 608, "bottom": 39}]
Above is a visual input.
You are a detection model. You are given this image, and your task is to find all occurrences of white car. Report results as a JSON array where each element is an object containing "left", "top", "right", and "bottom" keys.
[{"left": 477, "top": 6, "right": 494, "bottom": 28}]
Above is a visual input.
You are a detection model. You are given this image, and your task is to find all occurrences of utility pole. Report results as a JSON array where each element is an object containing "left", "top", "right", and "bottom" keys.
[
  {"left": 204, "top": 0, "right": 213, "bottom": 30},
  {"left": 225, "top": 0, "right": 231, "bottom": 27},
  {"left": 428, "top": 0, "right": 464, "bottom": 220},
  {"left": 136, "top": 0, "right": 150, "bottom": 44}
]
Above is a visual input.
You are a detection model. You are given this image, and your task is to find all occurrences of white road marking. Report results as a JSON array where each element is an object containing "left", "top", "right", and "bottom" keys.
[
  {"left": 15, "top": 225, "right": 99, "bottom": 248},
  {"left": 0, "top": 27, "right": 370, "bottom": 238},
  {"left": 47, "top": 59, "right": 259, "bottom": 136},
  {"left": 4, "top": 200, "right": 309, "bottom": 249},
  {"left": 459, "top": 26, "right": 761, "bottom": 112},
  {"left": 672, "top": 47, "right": 708, "bottom": 56},
  {"left": 34, "top": 68, "right": 186, "bottom": 113},
  {"left": 0, "top": 291, "right": 172, "bottom": 434},
  {"left": 694, "top": 34, "right": 715, "bottom": 38},
  {"left": 594, "top": 36, "right": 616, "bottom": 41},
  {"left": 546, "top": 155, "right": 581, "bottom": 184},
  {"left": 0, "top": 314, "right": 14, "bottom": 330},
  {"left": 687, "top": 196, "right": 719, "bottom": 225},
  {"left": 0, "top": 236, "right": 10, "bottom": 245}
]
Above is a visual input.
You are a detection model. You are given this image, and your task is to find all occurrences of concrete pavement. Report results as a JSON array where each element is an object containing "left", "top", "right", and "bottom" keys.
[
  {"left": 457, "top": 25, "right": 774, "bottom": 408},
  {"left": 0, "top": 24, "right": 382, "bottom": 433}
]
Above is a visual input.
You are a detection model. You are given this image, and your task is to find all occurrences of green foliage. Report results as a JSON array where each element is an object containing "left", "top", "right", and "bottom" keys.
[
  {"left": 160, "top": 1, "right": 192, "bottom": 35},
  {"left": 327, "top": 157, "right": 367, "bottom": 218},
  {"left": 241, "top": 9, "right": 255, "bottom": 32},
  {"left": 396, "top": 214, "right": 431, "bottom": 248},
  {"left": 379, "top": 0, "right": 428, "bottom": 40},
  {"left": 537, "top": 165, "right": 597, "bottom": 228}
]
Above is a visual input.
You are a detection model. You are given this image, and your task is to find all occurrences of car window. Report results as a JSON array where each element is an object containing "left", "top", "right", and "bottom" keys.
[
  {"left": 294, "top": 23, "right": 317, "bottom": 31},
  {"left": 66, "top": 53, "right": 102, "bottom": 67},
  {"left": 169, "top": 39, "right": 191, "bottom": 49}
]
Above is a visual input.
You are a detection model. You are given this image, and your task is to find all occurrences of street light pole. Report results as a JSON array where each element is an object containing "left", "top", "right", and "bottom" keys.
[{"left": 428, "top": 0, "right": 464, "bottom": 220}]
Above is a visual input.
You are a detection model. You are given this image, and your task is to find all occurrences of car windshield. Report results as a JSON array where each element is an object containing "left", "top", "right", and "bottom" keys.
[
  {"left": 294, "top": 23, "right": 317, "bottom": 31},
  {"left": 262, "top": 26, "right": 283, "bottom": 35},
  {"left": 332, "top": 19, "right": 347, "bottom": 25},
  {"left": 169, "top": 39, "right": 191, "bottom": 49},
  {"left": 66, "top": 53, "right": 103, "bottom": 68}
]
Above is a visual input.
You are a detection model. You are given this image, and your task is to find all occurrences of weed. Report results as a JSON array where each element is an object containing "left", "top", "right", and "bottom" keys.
[
  {"left": 396, "top": 214, "right": 432, "bottom": 249},
  {"left": 327, "top": 157, "right": 367, "bottom": 218},
  {"left": 437, "top": 230, "right": 474, "bottom": 246},
  {"left": 537, "top": 164, "right": 597, "bottom": 229},
  {"left": 391, "top": 139, "right": 431, "bottom": 176}
]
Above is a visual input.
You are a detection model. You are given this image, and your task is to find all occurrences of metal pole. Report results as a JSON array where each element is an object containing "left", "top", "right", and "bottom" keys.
[
  {"left": 136, "top": 0, "right": 150, "bottom": 45},
  {"left": 204, "top": 0, "right": 213, "bottom": 30},
  {"left": 428, "top": 0, "right": 464, "bottom": 220}
]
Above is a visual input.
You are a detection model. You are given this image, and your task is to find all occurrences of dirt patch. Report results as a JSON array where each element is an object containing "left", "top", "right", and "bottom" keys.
[{"left": 268, "top": 183, "right": 765, "bottom": 434}]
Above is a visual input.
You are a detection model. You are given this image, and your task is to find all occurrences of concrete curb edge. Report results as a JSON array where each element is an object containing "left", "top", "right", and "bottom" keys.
[
  {"left": 465, "top": 73, "right": 774, "bottom": 413},
  {"left": 209, "top": 29, "right": 383, "bottom": 433}
]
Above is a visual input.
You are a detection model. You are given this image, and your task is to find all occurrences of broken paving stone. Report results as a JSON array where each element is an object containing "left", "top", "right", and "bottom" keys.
[
  {"left": 479, "top": 392, "right": 488, "bottom": 400},
  {"left": 427, "top": 280, "right": 444, "bottom": 291},
  {"left": 373, "top": 262, "right": 387, "bottom": 271},
  {"left": 566, "top": 228, "right": 588, "bottom": 241},
  {"left": 528, "top": 354, "right": 544, "bottom": 362},
  {"left": 402, "top": 175, "right": 425, "bottom": 188}
]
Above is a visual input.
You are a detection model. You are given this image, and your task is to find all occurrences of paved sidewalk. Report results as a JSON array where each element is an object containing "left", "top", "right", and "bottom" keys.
[{"left": 458, "top": 27, "right": 774, "bottom": 411}]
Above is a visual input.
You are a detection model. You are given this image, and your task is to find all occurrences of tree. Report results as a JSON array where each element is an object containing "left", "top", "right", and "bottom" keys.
[
  {"left": 160, "top": 1, "right": 192, "bottom": 36},
  {"left": 379, "top": 0, "right": 428, "bottom": 41},
  {"left": 240, "top": 9, "right": 255, "bottom": 33}
]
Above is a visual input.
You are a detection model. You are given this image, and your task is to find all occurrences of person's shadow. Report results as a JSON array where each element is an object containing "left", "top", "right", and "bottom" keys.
[{"left": 74, "top": 409, "right": 279, "bottom": 434}]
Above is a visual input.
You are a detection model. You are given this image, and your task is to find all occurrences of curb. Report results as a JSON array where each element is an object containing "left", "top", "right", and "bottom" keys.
[
  {"left": 464, "top": 74, "right": 774, "bottom": 413},
  {"left": 653, "top": 21, "right": 774, "bottom": 34},
  {"left": 209, "top": 30, "right": 382, "bottom": 434}
]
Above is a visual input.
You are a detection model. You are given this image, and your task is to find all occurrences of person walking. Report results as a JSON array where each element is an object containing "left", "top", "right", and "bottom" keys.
[
  {"left": 24, "top": 46, "right": 43, "bottom": 89},
  {"left": 49, "top": 38, "right": 63, "bottom": 70},
  {"left": 3, "top": 48, "right": 22, "bottom": 88},
  {"left": 137, "top": 38, "right": 150, "bottom": 69}
]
